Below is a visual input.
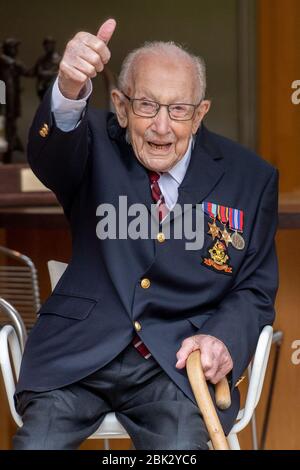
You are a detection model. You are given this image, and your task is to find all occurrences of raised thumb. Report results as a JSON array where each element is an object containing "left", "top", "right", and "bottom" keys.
[{"left": 96, "top": 18, "right": 117, "bottom": 44}]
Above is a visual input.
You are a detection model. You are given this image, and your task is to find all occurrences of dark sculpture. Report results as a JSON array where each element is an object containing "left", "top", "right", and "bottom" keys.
[
  {"left": 0, "top": 38, "right": 28, "bottom": 163},
  {"left": 0, "top": 35, "right": 114, "bottom": 164},
  {"left": 30, "top": 37, "right": 61, "bottom": 100}
]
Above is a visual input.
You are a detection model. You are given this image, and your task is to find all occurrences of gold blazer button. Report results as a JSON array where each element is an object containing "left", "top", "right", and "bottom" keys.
[{"left": 140, "top": 278, "right": 151, "bottom": 289}]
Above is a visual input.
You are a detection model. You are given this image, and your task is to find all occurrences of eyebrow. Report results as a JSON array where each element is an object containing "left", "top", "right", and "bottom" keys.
[
  {"left": 134, "top": 91, "right": 191, "bottom": 103},
  {"left": 134, "top": 90, "right": 158, "bottom": 101}
]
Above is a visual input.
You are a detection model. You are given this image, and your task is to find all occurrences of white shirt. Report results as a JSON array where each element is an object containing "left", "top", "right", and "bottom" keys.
[
  {"left": 157, "top": 139, "right": 193, "bottom": 210},
  {"left": 51, "top": 77, "right": 193, "bottom": 209}
]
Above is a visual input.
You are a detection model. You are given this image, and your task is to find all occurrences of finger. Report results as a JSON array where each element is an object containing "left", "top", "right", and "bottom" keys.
[
  {"left": 204, "top": 363, "right": 219, "bottom": 382},
  {"left": 73, "top": 56, "right": 98, "bottom": 78},
  {"left": 210, "top": 357, "right": 233, "bottom": 384},
  {"left": 175, "top": 339, "right": 196, "bottom": 369},
  {"left": 59, "top": 61, "right": 87, "bottom": 85},
  {"left": 81, "top": 37, "right": 111, "bottom": 65},
  {"left": 96, "top": 18, "right": 116, "bottom": 44},
  {"left": 210, "top": 367, "right": 228, "bottom": 385},
  {"left": 98, "top": 45, "right": 111, "bottom": 65},
  {"left": 200, "top": 349, "right": 214, "bottom": 373},
  {"left": 201, "top": 344, "right": 229, "bottom": 382},
  {"left": 77, "top": 48, "right": 105, "bottom": 73},
  {"left": 200, "top": 350, "right": 219, "bottom": 381}
]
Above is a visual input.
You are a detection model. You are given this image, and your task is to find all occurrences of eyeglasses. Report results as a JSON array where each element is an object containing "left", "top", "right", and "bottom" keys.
[{"left": 122, "top": 92, "right": 201, "bottom": 121}]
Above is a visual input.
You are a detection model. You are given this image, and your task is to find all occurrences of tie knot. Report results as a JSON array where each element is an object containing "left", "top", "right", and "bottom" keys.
[{"left": 148, "top": 170, "right": 160, "bottom": 184}]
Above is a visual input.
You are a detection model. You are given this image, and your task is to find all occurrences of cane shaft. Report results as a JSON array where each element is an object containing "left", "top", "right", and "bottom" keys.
[
  {"left": 186, "top": 350, "right": 230, "bottom": 450},
  {"left": 215, "top": 377, "right": 231, "bottom": 410}
]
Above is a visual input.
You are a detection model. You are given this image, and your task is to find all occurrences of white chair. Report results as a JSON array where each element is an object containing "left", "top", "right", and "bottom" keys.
[{"left": 0, "top": 259, "right": 275, "bottom": 450}]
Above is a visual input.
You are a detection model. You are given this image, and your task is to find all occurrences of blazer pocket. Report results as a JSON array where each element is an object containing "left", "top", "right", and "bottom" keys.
[{"left": 38, "top": 293, "right": 97, "bottom": 320}]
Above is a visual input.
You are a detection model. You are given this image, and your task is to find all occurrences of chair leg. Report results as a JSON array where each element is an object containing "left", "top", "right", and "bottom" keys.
[
  {"left": 103, "top": 439, "right": 110, "bottom": 450},
  {"left": 227, "top": 433, "right": 240, "bottom": 450},
  {"left": 250, "top": 411, "right": 258, "bottom": 450}
]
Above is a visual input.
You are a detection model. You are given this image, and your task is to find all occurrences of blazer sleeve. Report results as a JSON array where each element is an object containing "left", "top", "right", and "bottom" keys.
[
  {"left": 199, "top": 168, "right": 279, "bottom": 391},
  {"left": 27, "top": 83, "right": 90, "bottom": 214}
]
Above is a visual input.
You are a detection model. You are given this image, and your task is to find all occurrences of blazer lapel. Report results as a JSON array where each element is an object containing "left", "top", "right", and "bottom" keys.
[
  {"left": 170, "top": 125, "right": 226, "bottom": 221},
  {"left": 107, "top": 114, "right": 154, "bottom": 212}
]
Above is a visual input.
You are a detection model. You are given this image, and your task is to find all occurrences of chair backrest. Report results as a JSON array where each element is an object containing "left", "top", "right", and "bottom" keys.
[
  {"left": 0, "top": 298, "right": 27, "bottom": 350},
  {"left": 47, "top": 260, "right": 67, "bottom": 291},
  {"left": 0, "top": 246, "right": 41, "bottom": 331}
]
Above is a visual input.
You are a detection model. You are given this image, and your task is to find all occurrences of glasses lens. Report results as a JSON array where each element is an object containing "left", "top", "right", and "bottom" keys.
[
  {"left": 169, "top": 104, "right": 194, "bottom": 120},
  {"left": 133, "top": 99, "right": 158, "bottom": 117}
]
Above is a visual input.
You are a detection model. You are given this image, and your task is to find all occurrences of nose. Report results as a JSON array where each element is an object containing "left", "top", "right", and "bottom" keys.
[{"left": 151, "top": 105, "right": 171, "bottom": 135}]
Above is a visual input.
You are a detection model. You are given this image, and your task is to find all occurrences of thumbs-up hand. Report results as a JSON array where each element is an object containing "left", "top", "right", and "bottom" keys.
[{"left": 58, "top": 19, "right": 116, "bottom": 100}]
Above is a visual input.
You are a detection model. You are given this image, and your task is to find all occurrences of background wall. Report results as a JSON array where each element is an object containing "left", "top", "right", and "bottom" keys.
[
  {"left": 257, "top": 0, "right": 300, "bottom": 194},
  {"left": 256, "top": 0, "right": 300, "bottom": 449},
  {"left": 0, "top": 0, "right": 240, "bottom": 151}
]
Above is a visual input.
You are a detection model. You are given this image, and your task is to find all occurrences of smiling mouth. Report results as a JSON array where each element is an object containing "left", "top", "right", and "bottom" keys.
[{"left": 147, "top": 141, "right": 172, "bottom": 151}]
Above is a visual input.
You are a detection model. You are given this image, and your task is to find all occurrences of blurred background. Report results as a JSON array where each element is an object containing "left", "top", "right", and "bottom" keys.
[{"left": 0, "top": 0, "right": 299, "bottom": 450}]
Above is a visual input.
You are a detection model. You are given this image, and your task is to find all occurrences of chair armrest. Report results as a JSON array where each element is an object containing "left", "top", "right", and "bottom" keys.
[
  {"left": 230, "top": 325, "right": 273, "bottom": 434},
  {"left": 0, "top": 325, "right": 23, "bottom": 427}
]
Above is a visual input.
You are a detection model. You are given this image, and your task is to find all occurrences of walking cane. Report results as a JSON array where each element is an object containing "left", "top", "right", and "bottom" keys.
[{"left": 186, "top": 350, "right": 231, "bottom": 450}]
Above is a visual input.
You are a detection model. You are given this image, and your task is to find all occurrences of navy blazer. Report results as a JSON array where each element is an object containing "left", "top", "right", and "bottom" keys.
[{"left": 16, "top": 86, "right": 279, "bottom": 434}]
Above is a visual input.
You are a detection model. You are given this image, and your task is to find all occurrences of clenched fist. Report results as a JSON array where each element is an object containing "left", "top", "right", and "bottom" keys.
[{"left": 58, "top": 18, "right": 116, "bottom": 100}]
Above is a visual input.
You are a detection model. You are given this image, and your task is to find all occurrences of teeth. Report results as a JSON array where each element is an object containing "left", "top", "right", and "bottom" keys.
[{"left": 149, "top": 142, "right": 170, "bottom": 149}]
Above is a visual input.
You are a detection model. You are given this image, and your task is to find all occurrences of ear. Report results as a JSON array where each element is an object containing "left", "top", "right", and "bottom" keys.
[
  {"left": 111, "top": 89, "right": 128, "bottom": 128},
  {"left": 192, "top": 99, "right": 211, "bottom": 134}
]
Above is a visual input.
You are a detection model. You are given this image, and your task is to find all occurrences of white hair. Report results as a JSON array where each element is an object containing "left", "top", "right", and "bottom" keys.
[{"left": 118, "top": 41, "right": 206, "bottom": 102}]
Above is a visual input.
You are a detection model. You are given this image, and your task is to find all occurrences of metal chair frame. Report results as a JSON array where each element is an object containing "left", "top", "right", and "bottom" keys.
[{"left": 0, "top": 246, "right": 41, "bottom": 331}]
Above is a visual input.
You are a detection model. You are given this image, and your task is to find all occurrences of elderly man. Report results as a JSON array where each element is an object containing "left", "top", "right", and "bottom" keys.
[{"left": 14, "top": 19, "right": 278, "bottom": 450}]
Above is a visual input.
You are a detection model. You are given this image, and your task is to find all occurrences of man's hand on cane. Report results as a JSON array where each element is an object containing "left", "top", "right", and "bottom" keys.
[{"left": 176, "top": 334, "right": 233, "bottom": 384}]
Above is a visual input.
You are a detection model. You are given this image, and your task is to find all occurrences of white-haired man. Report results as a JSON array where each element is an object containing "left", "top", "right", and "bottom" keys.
[{"left": 14, "top": 19, "right": 278, "bottom": 450}]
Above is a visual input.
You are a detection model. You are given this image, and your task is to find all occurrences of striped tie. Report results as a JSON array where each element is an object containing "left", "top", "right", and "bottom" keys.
[
  {"left": 148, "top": 171, "right": 169, "bottom": 223},
  {"left": 132, "top": 335, "right": 152, "bottom": 359},
  {"left": 132, "top": 171, "right": 169, "bottom": 359}
]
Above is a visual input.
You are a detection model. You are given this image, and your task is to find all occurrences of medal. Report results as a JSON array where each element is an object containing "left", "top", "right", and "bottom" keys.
[
  {"left": 221, "top": 226, "right": 232, "bottom": 246},
  {"left": 202, "top": 239, "right": 233, "bottom": 274},
  {"left": 217, "top": 206, "right": 232, "bottom": 246},
  {"left": 202, "top": 202, "right": 245, "bottom": 254},
  {"left": 228, "top": 207, "right": 245, "bottom": 250},
  {"left": 231, "top": 231, "right": 245, "bottom": 250},
  {"left": 203, "top": 202, "right": 220, "bottom": 240},
  {"left": 207, "top": 219, "right": 220, "bottom": 240}
]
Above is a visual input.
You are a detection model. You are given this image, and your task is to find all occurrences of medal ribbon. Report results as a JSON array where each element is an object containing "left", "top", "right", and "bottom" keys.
[
  {"left": 202, "top": 202, "right": 217, "bottom": 219},
  {"left": 228, "top": 208, "right": 244, "bottom": 232},
  {"left": 203, "top": 202, "right": 244, "bottom": 232},
  {"left": 217, "top": 205, "right": 228, "bottom": 224}
]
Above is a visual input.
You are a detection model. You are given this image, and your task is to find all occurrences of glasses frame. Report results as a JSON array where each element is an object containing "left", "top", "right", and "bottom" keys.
[{"left": 121, "top": 92, "right": 201, "bottom": 121}]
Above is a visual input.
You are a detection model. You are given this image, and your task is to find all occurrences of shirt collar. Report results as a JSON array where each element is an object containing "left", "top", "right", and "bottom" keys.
[{"left": 166, "top": 136, "right": 194, "bottom": 185}]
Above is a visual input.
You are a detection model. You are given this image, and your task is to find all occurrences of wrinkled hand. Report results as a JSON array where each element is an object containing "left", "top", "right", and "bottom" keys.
[
  {"left": 176, "top": 334, "right": 233, "bottom": 384},
  {"left": 58, "top": 18, "right": 116, "bottom": 100}
]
